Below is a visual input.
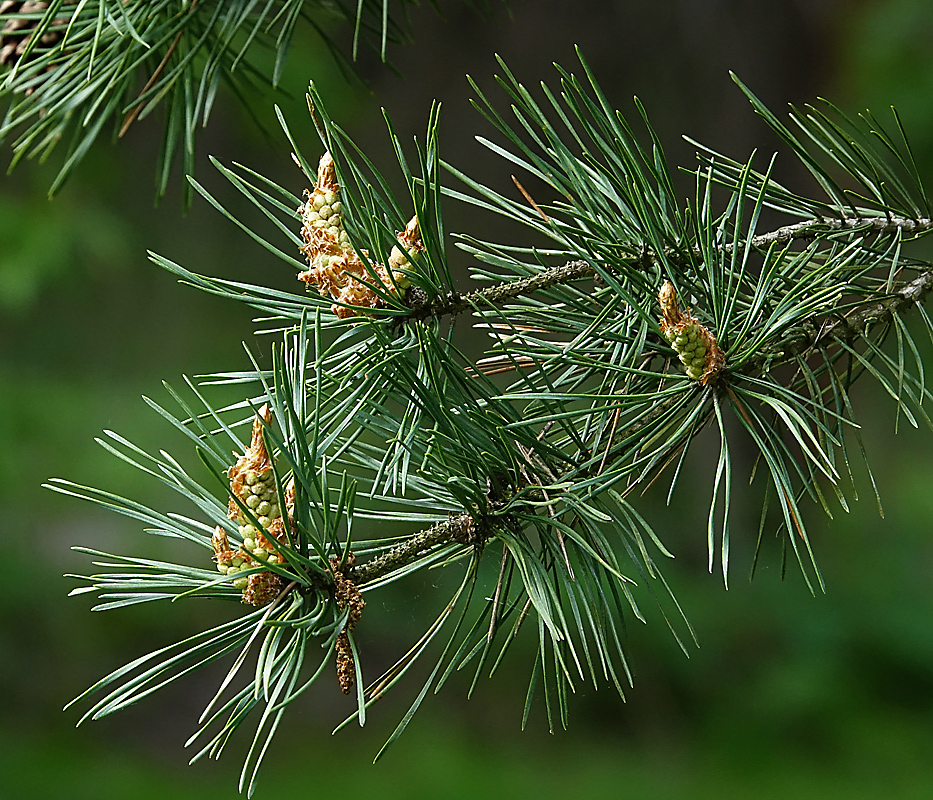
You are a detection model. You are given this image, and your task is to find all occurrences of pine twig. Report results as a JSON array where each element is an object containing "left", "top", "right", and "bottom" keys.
[
  {"left": 753, "top": 266, "right": 933, "bottom": 366},
  {"left": 402, "top": 215, "right": 933, "bottom": 323},
  {"left": 406, "top": 260, "right": 596, "bottom": 320},
  {"left": 350, "top": 263, "right": 933, "bottom": 584},
  {"left": 353, "top": 514, "right": 478, "bottom": 584}
]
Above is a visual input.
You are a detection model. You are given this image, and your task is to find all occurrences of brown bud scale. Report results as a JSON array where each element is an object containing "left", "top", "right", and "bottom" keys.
[{"left": 331, "top": 555, "right": 365, "bottom": 693}]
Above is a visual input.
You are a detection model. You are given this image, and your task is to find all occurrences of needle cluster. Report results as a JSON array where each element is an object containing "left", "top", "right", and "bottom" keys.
[{"left": 53, "top": 51, "right": 933, "bottom": 796}]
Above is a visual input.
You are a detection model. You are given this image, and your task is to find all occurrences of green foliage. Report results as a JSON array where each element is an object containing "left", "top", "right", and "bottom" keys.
[
  {"left": 0, "top": 0, "right": 481, "bottom": 203},
  {"left": 55, "top": 49, "right": 933, "bottom": 795}
]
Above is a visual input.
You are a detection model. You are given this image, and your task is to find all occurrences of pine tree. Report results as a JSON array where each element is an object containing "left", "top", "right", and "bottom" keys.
[{"left": 13, "top": 4, "right": 933, "bottom": 797}]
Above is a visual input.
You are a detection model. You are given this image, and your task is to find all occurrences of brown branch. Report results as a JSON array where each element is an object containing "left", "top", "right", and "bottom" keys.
[
  {"left": 351, "top": 264, "right": 933, "bottom": 586},
  {"left": 406, "top": 259, "right": 596, "bottom": 320},
  {"left": 403, "top": 215, "right": 933, "bottom": 324},
  {"left": 119, "top": 0, "right": 199, "bottom": 138}
]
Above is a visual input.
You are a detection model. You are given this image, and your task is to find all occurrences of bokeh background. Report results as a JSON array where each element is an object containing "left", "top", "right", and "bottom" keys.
[{"left": 3, "top": 0, "right": 933, "bottom": 797}]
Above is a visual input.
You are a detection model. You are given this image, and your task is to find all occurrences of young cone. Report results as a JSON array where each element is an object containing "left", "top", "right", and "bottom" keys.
[{"left": 658, "top": 280, "right": 725, "bottom": 384}]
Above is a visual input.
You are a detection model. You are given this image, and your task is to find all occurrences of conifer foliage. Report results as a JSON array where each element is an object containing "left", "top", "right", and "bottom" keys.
[
  {"left": 48, "top": 45, "right": 933, "bottom": 796},
  {"left": 0, "top": 0, "right": 443, "bottom": 201}
]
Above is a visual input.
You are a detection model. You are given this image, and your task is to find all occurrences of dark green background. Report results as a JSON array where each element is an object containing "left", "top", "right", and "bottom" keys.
[{"left": 3, "top": 1, "right": 933, "bottom": 797}]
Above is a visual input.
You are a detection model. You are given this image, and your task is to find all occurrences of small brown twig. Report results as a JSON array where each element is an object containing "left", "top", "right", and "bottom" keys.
[
  {"left": 512, "top": 175, "right": 550, "bottom": 222},
  {"left": 119, "top": 0, "right": 199, "bottom": 137}
]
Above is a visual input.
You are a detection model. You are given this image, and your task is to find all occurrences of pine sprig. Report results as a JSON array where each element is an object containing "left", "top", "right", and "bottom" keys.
[
  {"left": 59, "top": 52, "right": 933, "bottom": 794},
  {"left": 0, "top": 0, "right": 472, "bottom": 201}
]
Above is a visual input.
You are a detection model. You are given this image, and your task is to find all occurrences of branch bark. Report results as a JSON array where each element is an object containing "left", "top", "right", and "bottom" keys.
[
  {"left": 327, "top": 210, "right": 933, "bottom": 589},
  {"left": 352, "top": 221, "right": 933, "bottom": 585},
  {"left": 403, "top": 215, "right": 933, "bottom": 323}
]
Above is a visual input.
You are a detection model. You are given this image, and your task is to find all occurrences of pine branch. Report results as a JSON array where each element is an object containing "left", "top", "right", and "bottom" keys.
[
  {"left": 349, "top": 263, "right": 933, "bottom": 585},
  {"left": 352, "top": 513, "right": 477, "bottom": 584},
  {"left": 0, "top": 0, "right": 486, "bottom": 201},
  {"left": 61, "top": 51, "right": 933, "bottom": 791},
  {"left": 728, "top": 214, "right": 933, "bottom": 252},
  {"left": 406, "top": 259, "right": 597, "bottom": 319},
  {"left": 755, "top": 265, "right": 933, "bottom": 366},
  {"left": 403, "top": 215, "right": 933, "bottom": 323}
]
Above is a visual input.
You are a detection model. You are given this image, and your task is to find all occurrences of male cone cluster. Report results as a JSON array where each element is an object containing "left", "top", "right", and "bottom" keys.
[
  {"left": 658, "top": 280, "right": 725, "bottom": 384},
  {"left": 298, "top": 152, "right": 423, "bottom": 318},
  {"left": 212, "top": 405, "right": 293, "bottom": 607}
]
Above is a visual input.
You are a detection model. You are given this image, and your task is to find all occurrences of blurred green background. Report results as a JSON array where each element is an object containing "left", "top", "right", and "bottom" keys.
[{"left": 3, "top": 0, "right": 933, "bottom": 797}]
